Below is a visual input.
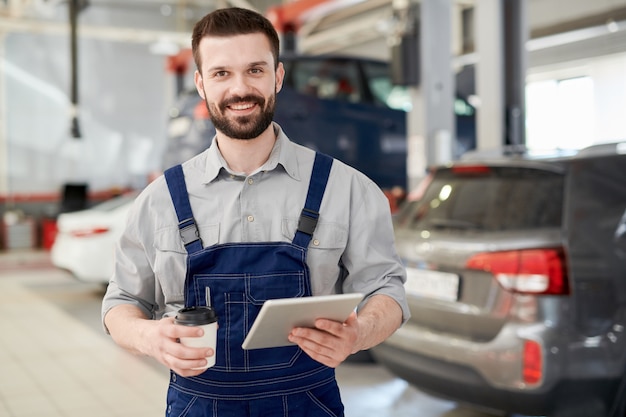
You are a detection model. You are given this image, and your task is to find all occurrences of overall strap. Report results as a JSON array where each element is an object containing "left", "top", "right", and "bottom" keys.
[
  {"left": 164, "top": 165, "right": 203, "bottom": 254},
  {"left": 293, "top": 152, "right": 334, "bottom": 248}
]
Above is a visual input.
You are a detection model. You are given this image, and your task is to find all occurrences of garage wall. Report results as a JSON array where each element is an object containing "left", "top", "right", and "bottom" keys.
[
  {"left": 4, "top": 32, "right": 170, "bottom": 195},
  {"left": 0, "top": 1, "right": 197, "bottom": 199}
]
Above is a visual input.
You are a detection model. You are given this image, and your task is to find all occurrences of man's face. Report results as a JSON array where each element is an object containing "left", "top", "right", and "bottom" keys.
[{"left": 193, "top": 33, "right": 284, "bottom": 140}]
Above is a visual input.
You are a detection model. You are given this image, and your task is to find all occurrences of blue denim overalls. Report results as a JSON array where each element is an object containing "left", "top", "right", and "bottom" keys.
[{"left": 163, "top": 152, "right": 344, "bottom": 417}]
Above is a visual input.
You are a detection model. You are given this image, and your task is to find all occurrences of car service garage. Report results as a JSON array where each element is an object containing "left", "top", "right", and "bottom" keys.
[{"left": 1, "top": 1, "right": 625, "bottom": 416}]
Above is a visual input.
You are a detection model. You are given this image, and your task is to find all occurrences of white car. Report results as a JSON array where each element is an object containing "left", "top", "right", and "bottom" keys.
[{"left": 51, "top": 192, "right": 137, "bottom": 283}]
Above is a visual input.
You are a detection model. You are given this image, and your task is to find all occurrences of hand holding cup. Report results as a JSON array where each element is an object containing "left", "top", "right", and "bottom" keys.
[{"left": 175, "top": 306, "right": 218, "bottom": 369}]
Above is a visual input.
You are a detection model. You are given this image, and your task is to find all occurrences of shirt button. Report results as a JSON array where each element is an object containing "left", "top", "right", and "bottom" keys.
[
  {"left": 247, "top": 215, "right": 254, "bottom": 222},
  {"left": 313, "top": 239, "right": 320, "bottom": 246},
  {"left": 248, "top": 178, "right": 254, "bottom": 185}
]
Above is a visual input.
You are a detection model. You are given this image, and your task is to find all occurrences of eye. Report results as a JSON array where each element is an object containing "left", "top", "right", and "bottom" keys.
[
  {"left": 250, "top": 67, "right": 263, "bottom": 74},
  {"left": 214, "top": 70, "right": 228, "bottom": 78}
]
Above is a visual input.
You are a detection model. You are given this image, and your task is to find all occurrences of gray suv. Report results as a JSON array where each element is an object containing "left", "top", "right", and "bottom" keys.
[{"left": 372, "top": 142, "right": 626, "bottom": 417}]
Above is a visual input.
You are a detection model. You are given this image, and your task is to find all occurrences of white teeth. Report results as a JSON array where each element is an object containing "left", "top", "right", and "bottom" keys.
[{"left": 230, "top": 103, "right": 254, "bottom": 110}]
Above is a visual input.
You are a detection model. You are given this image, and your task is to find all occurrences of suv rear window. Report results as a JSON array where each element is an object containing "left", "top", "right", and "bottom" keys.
[{"left": 397, "top": 166, "right": 564, "bottom": 232}]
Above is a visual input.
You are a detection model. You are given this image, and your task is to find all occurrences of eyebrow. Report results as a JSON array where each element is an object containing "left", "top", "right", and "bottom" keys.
[
  {"left": 206, "top": 60, "right": 271, "bottom": 73},
  {"left": 249, "top": 60, "right": 272, "bottom": 68}
]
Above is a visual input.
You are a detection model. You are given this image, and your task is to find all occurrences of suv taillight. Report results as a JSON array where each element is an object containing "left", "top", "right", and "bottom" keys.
[
  {"left": 523, "top": 339, "right": 543, "bottom": 384},
  {"left": 465, "top": 248, "right": 569, "bottom": 295}
]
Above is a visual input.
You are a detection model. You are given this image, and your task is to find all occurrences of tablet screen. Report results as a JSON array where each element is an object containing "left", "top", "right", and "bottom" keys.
[{"left": 241, "top": 293, "right": 364, "bottom": 350}]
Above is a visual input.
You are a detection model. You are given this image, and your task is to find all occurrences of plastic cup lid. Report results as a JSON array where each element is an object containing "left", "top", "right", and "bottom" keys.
[{"left": 175, "top": 306, "right": 218, "bottom": 326}]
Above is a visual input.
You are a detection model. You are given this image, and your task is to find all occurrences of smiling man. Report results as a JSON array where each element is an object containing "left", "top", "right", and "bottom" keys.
[{"left": 102, "top": 7, "right": 408, "bottom": 417}]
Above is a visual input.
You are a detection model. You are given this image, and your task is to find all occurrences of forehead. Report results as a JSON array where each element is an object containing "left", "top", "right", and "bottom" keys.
[{"left": 197, "top": 33, "right": 275, "bottom": 70}]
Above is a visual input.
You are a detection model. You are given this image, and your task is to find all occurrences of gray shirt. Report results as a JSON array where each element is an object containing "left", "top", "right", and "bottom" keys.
[{"left": 102, "top": 123, "right": 409, "bottom": 324}]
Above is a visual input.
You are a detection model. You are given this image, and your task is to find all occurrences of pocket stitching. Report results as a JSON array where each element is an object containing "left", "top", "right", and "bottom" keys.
[{"left": 306, "top": 391, "right": 337, "bottom": 417}]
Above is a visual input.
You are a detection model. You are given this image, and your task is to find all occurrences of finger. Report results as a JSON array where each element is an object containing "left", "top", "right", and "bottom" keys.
[
  {"left": 176, "top": 326, "right": 205, "bottom": 339},
  {"left": 290, "top": 326, "right": 346, "bottom": 350},
  {"left": 312, "top": 320, "right": 358, "bottom": 348},
  {"left": 170, "top": 342, "right": 214, "bottom": 361},
  {"left": 161, "top": 321, "right": 205, "bottom": 339},
  {"left": 289, "top": 329, "right": 349, "bottom": 363},
  {"left": 169, "top": 358, "right": 210, "bottom": 377},
  {"left": 313, "top": 318, "right": 344, "bottom": 336},
  {"left": 164, "top": 346, "right": 214, "bottom": 375},
  {"left": 289, "top": 334, "right": 336, "bottom": 362},
  {"left": 313, "top": 311, "right": 358, "bottom": 335},
  {"left": 344, "top": 311, "right": 358, "bottom": 325}
]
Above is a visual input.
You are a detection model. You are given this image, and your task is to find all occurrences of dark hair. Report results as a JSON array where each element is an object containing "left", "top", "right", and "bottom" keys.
[{"left": 191, "top": 7, "right": 280, "bottom": 72}]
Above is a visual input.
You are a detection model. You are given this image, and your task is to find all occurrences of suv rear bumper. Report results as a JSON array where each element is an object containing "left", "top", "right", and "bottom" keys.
[
  {"left": 371, "top": 323, "right": 619, "bottom": 415},
  {"left": 372, "top": 342, "right": 543, "bottom": 414},
  {"left": 371, "top": 342, "right": 617, "bottom": 415}
]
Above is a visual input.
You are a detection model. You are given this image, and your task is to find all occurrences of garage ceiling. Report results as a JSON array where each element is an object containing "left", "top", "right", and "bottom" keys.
[{"left": 1, "top": 0, "right": 625, "bottom": 65}]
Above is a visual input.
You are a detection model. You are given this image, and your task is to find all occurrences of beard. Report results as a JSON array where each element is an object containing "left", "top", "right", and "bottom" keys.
[{"left": 206, "top": 93, "right": 275, "bottom": 140}]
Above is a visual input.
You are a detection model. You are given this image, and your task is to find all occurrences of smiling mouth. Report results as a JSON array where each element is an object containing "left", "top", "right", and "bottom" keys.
[
  {"left": 228, "top": 102, "right": 256, "bottom": 111},
  {"left": 222, "top": 95, "right": 264, "bottom": 113}
]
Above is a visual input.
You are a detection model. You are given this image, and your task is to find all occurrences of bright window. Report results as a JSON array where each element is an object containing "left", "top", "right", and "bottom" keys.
[{"left": 526, "top": 76, "right": 594, "bottom": 151}]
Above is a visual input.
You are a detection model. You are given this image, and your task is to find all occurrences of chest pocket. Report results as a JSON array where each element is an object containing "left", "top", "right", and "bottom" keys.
[
  {"left": 282, "top": 218, "right": 347, "bottom": 250},
  {"left": 153, "top": 224, "right": 220, "bottom": 305},
  {"left": 283, "top": 218, "right": 348, "bottom": 295}
]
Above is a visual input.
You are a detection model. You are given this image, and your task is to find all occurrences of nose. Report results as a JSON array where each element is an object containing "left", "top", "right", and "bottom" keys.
[{"left": 229, "top": 73, "right": 253, "bottom": 97}]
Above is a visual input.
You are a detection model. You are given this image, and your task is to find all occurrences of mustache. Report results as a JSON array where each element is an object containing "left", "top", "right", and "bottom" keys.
[{"left": 220, "top": 95, "right": 265, "bottom": 110}]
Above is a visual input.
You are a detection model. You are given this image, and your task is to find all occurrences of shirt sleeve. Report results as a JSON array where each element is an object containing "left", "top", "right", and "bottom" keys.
[
  {"left": 339, "top": 174, "right": 410, "bottom": 323},
  {"left": 101, "top": 190, "right": 159, "bottom": 332}
]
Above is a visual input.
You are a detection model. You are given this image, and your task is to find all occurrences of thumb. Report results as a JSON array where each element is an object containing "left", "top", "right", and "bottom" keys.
[{"left": 344, "top": 311, "right": 358, "bottom": 326}]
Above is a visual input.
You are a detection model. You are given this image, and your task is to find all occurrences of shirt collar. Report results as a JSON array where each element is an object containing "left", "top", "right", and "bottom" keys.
[{"left": 202, "top": 122, "right": 301, "bottom": 184}]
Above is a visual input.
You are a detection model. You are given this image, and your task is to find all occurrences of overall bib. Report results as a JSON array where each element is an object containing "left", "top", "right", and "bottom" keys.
[{"left": 163, "top": 153, "right": 344, "bottom": 417}]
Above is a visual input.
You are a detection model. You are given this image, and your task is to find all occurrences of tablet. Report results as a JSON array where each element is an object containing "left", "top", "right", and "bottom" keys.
[{"left": 241, "top": 293, "right": 364, "bottom": 350}]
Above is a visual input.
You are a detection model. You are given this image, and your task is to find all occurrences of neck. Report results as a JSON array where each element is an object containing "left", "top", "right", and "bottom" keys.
[{"left": 216, "top": 125, "right": 276, "bottom": 176}]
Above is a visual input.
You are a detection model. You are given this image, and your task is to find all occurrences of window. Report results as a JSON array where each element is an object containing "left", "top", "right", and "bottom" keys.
[
  {"left": 526, "top": 76, "right": 594, "bottom": 151},
  {"left": 288, "top": 58, "right": 362, "bottom": 103},
  {"left": 361, "top": 60, "right": 412, "bottom": 111},
  {"left": 399, "top": 167, "right": 563, "bottom": 232}
]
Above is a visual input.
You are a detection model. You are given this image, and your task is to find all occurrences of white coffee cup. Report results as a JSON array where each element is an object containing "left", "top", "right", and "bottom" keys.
[{"left": 175, "top": 306, "right": 218, "bottom": 370}]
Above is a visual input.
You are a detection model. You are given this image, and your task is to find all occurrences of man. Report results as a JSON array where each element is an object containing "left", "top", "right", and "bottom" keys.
[{"left": 102, "top": 7, "right": 408, "bottom": 417}]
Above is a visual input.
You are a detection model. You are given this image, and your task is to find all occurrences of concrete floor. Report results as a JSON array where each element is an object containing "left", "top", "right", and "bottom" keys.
[{"left": 0, "top": 250, "right": 519, "bottom": 417}]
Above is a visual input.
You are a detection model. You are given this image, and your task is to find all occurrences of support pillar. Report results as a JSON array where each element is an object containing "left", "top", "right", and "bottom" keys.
[
  {"left": 404, "top": 0, "right": 454, "bottom": 190},
  {"left": 503, "top": 0, "right": 527, "bottom": 147},
  {"left": 475, "top": 0, "right": 527, "bottom": 150},
  {"left": 0, "top": 31, "right": 8, "bottom": 198}
]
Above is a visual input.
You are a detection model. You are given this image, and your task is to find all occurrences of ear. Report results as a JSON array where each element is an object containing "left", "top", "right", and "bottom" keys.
[
  {"left": 194, "top": 70, "right": 205, "bottom": 99},
  {"left": 275, "top": 62, "right": 285, "bottom": 94}
]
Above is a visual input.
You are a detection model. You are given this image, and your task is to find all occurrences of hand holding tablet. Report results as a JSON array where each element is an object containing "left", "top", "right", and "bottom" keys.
[{"left": 242, "top": 293, "right": 364, "bottom": 350}]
